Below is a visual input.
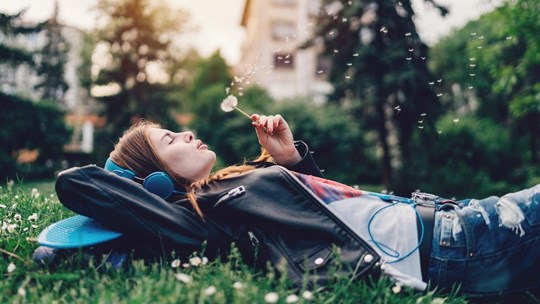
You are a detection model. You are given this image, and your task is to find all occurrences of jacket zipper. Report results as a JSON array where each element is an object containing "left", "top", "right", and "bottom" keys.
[{"left": 215, "top": 185, "right": 246, "bottom": 206}]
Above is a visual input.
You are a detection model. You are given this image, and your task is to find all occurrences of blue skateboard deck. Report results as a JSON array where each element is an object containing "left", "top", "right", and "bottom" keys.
[{"left": 37, "top": 215, "right": 122, "bottom": 249}]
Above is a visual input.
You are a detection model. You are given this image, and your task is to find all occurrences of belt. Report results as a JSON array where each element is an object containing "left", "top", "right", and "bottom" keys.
[{"left": 415, "top": 203, "right": 436, "bottom": 282}]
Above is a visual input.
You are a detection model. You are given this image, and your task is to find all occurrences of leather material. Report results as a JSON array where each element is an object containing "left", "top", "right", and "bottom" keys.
[{"left": 55, "top": 165, "right": 380, "bottom": 287}]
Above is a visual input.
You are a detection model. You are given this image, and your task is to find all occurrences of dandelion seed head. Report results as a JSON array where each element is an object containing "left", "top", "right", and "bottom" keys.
[{"left": 221, "top": 95, "right": 238, "bottom": 112}]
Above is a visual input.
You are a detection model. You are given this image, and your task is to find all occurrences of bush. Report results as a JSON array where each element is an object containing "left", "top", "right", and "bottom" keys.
[{"left": 0, "top": 92, "right": 70, "bottom": 179}]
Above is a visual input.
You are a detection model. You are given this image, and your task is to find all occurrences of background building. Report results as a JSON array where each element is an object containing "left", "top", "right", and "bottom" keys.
[{"left": 238, "top": 0, "right": 332, "bottom": 103}]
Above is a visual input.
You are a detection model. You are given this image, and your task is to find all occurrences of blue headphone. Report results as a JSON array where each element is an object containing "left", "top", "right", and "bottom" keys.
[{"left": 104, "top": 157, "right": 185, "bottom": 199}]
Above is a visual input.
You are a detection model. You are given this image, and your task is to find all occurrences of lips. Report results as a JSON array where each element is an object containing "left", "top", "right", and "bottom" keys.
[{"left": 196, "top": 140, "right": 207, "bottom": 149}]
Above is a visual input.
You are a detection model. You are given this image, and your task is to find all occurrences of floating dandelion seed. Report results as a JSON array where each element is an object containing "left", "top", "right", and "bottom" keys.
[
  {"left": 469, "top": 57, "right": 476, "bottom": 61},
  {"left": 477, "top": 46, "right": 483, "bottom": 49},
  {"left": 394, "top": 105, "right": 401, "bottom": 115},
  {"left": 428, "top": 82, "right": 435, "bottom": 86},
  {"left": 478, "top": 35, "right": 484, "bottom": 40},
  {"left": 470, "top": 32, "right": 477, "bottom": 36},
  {"left": 437, "top": 130, "right": 443, "bottom": 135},
  {"left": 469, "top": 73, "right": 476, "bottom": 77},
  {"left": 506, "top": 36, "right": 513, "bottom": 40},
  {"left": 380, "top": 26, "right": 388, "bottom": 33},
  {"left": 347, "top": 62, "right": 352, "bottom": 66},
  {"left": 405, "top": 32, "right": 412, "bottom": 37},
  {"left": 437, "top": 78, "right": 443, "bottom": 83},
  {"left": 453, "top": 118, "right": 460, "bottom": 124},
  {"left": 470, "top": 64, "right": 476, "bottom": 67},
  {"left": 437, "top": 93, "right": 443, "bottom": 97},
  {"left": 221, "top": 95, "right": 252, "bottom": 119},
  {"left": 468, "top": 85, "right": 474, "bottom": 90},
  {"left": 353, "top": 53, "right": 359, "bottom": 57},
  {"left": 406, "top": 57, "right": 412, "bottom": 62}
]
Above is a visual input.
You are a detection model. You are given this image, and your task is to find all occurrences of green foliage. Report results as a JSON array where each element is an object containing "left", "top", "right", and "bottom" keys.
[
  {"left": 407, "top": 115, "right": 524, "bottom": 199},
  {"left": 92, "top": 0, "right": 193, "bottom": 159},
  {"left": 0, "top": 92, "right": 70, "bottom": 179},
  {"left": 0, "top": 11, "right": 36, "bottom": 66},
  {"left": 314, "top": 0, "right": 444, "bottom": 188}
]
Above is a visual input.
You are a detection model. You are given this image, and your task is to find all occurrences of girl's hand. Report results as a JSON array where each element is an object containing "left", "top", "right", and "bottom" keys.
[{"left": 251, "top": 114, "right": 302, "bottom": 167}]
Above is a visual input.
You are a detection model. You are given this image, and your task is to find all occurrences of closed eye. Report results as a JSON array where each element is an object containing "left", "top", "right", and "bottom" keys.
[{"left": 169, "top": 136, "right": 175, "bottom": 145}]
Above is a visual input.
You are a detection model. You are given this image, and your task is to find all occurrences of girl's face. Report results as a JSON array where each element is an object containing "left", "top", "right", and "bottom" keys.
[{"left": 148, "top": 128, "right": 216, "bottom": 181}]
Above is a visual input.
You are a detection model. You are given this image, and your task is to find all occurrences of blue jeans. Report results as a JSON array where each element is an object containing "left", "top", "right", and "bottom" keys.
[{"left": 428, "top": 184, "right": 540, "bottom": 295}]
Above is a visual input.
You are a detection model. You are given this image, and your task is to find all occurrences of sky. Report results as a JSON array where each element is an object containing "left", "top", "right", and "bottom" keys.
[{"left": 0, "top": 0, "right": 500, "bottom": 65}]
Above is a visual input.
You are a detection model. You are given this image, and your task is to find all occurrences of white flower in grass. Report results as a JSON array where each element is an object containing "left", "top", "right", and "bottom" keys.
[
  {"left": 264, "top": 292, "right": 279, "bottom": 303},
  {"left": 28, "top": 213, "right": 38, "bottom": 221},
  {"left": 7, "top": 263, "right": 16, "bottom": 273},
  {"left": 14, "top": 214, "right": 22, "bottom": 222},
  {"left": 31, "top": 224, "right": 38, "bottom": 229},
  {"left": 7, "top": 224, "right": 17, "bottom": 233},
  {"left": 171, "top": 259, "right": 181, "bottom": 268},
  {"left": 2, "top": 221, "right": 8, "bottom": 231},
  {"left": 189, "top": 256, "right": 202, "bottom": 266},
  {"left": 182, "top": 263, "right": 190, "bottom": 268},
  {"left": 23, "top": 227, "right": 28, "bottom": 232},
  {"left": 12, "top": 203, "right": 17, "bottom": 209},
  {"left": 232, "top": 281, "right": 244, "bottom": 289},
  {"left": 285, "top": 294, "right": 299, "bottom": 303},
  {"left": 201, "top": 257, "right": 209, "bottom": 265},
  {"left": 391, "top": 283, "right": 402, "bottom": 294},
  {"left": 17, "top": 287, "right": 26, "bottom": 297},
  {"left": 431, "top": 298, "right": 446, "bottom": 304},
  {"left": 302, "top": 291, "right": 313, "bottom": 301},
  {"left": 0, "top": 204, "right": 6, "bottom": 209},
  {"left": 175, "top": 273, "right": 192, "bottom": 284},
  {"left": 31, "top": 188, "right": 40, "bottom": 199},
  {"left": 203, "top": 285, "right": 217, "bottom": 296}
]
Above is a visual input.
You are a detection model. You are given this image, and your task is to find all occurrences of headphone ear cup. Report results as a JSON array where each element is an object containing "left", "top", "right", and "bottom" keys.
[{"left": 143, "top": 172, "right": 175, "bottom": 199}]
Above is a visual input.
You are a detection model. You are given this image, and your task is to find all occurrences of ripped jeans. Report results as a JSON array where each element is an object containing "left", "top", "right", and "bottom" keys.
[{"left": 428, "top": 184, "right": 540, "bottom": 295}]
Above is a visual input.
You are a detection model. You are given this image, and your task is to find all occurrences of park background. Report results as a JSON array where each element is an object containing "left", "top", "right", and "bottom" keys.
[
  {"left": 1, "top": 0, "right": 540, "bottom": 302},
  {"left": 1, "top": 0, "right": 539, "bottom": 203}
]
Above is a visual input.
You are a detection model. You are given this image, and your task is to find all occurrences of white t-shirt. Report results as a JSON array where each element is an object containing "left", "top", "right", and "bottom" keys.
[{"left": 327, "top": 195, "right": 427, "bottom": 290}]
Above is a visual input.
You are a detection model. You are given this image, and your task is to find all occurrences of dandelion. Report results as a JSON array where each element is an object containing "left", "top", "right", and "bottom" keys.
[
  {"left": 28, "top": 213, "right": 38, "bottom": 221},
  {"left": 190, "top": 256, "right": 202, "bottom": 266},
  {"left": 171, "top": 259, "right": 181, "bottom": 268},
  {"left": 232, "top": 281, "right": 244, "bottom": 289},
  {"left": 302, "top": 291, "right": 314, "bottom": 300},
  {"left": 286, "top": 294, "right": 299, "bottom": 303},
  {"left": 221, "top": 95, "right": 251, "bottom": 120},
  {"left": 175, "top": 273, "right": 192, "bottom": 284},
  {"left": 203, "top": 285, "right": 217, "bottom": 296},
  {"left": 7, "top": 263, "right": 16, "bottom": 273},
  {"left": 264, "top": 292, "right": 279, "bottom": 303}
]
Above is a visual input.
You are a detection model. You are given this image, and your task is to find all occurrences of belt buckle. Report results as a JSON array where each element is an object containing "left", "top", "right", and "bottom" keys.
[{"left": 411, "top": 191, "right": 439, "bottom": 206}]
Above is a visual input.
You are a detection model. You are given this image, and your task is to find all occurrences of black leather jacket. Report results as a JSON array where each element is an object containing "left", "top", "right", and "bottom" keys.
[{"left": 55, "top": 141, "right": 380, "bottom": 287}]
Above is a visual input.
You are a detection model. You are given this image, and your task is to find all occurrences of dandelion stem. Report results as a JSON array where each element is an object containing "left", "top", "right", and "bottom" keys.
[{"left": 235, "top": 106, "right": 252, "bottom": 120}]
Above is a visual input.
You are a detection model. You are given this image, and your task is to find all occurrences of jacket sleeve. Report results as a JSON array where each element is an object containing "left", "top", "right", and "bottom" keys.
[
  {"left": 287, "top": 140, "right": 324, "bottom": 177},
  {"left": 54, "top": 165, "right": 218, "bottom": 251}
]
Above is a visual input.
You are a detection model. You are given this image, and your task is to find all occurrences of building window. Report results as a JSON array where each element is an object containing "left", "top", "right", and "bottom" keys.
[
  {"left": 272, "top": 0, "right": 296, "bottom": 5},
  {"left": 274, "top": 53, "right": 294, "bottom": 69},
  {"left": 271, "top": 21, "right": 296, "bottom": 41}
]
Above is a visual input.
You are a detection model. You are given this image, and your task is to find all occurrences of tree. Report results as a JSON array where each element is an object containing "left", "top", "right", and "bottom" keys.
[
  {"left": 0, "top": 10, "right": 39, "bottom": 68},
  {"left": 93, "top": 0, "right": 193, "bottom": 158},
  {"left": 313, "top": 0, "right": 448, "bottom": 190},
  {"left": 430, "top": 0, "right": 540, "bottom": 164},
  {"left": 33, "top": 1, "right": 69, "bottom": 105}
]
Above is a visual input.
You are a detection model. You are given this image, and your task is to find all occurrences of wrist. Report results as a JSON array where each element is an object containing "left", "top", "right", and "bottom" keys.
[{"left": 275, "top": 148, "right": 302, "bottom": 167}]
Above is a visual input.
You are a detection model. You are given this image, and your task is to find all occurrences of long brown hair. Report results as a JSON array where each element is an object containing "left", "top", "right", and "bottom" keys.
[{"left": 110, "top": 120, "right": 274, "bottom": 218}]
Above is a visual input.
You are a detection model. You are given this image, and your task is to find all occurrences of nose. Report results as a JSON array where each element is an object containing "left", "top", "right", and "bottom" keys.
[{"left": 180, "top": 131, "right": 194, "bottom": 143}]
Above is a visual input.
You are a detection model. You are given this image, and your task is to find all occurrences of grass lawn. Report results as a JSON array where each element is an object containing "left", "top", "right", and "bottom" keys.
[{"left": 0, "top": 179, "right": 534, "bottom": 303}]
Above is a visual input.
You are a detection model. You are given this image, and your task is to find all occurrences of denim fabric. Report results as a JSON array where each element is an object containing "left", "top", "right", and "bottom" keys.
[{"left": 428, "top": 184, "right": 540, "bottom": 295}]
